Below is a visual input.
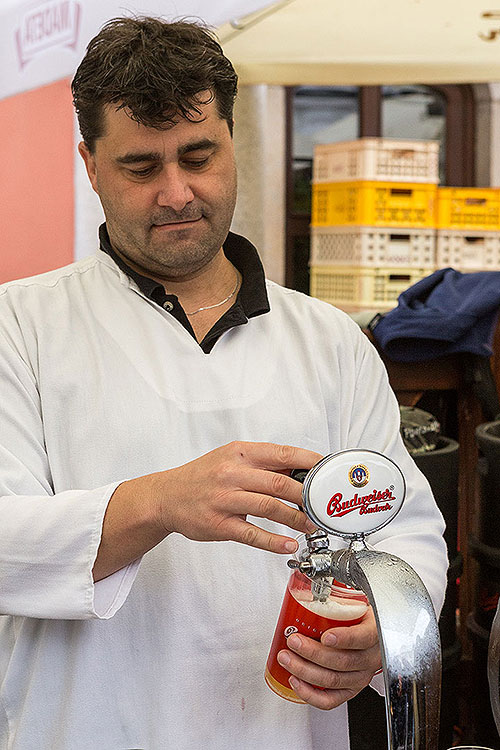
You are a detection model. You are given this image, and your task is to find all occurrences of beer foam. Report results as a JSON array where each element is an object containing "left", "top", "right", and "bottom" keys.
[{"left": 291, "top": 588, "right": 368, "bottom": 621}]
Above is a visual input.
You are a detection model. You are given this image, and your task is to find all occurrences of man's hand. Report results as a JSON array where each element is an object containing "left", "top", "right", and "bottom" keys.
[
  {"left": 153, "top": 441, "right": 321, "bottom": 554},
  {"left": 276, "top": 607, "right": 382, "bottom": 710},
  {"left": 94, "top": 441, "right": 321, "bottom": 581}
]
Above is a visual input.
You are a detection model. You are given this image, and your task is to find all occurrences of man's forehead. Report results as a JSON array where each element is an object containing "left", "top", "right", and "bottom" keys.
[
  {"left": 103, "top": 90, "right": 216, "bottom": 128},
  {"left": 103, "top": 101, "right": 205, "bottom": 129},
  {"left": 98, "top": 98, "right": 221, "bottom": 148}
]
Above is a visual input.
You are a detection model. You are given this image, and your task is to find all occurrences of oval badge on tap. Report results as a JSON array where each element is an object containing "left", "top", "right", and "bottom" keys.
[{"left": 302, "top": 449, "right": 406, "bottom": 538}]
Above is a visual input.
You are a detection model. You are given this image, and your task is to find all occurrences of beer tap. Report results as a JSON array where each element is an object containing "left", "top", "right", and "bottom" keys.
[{"left": 290, "top": 449, "right": 442, "bottom": 750}]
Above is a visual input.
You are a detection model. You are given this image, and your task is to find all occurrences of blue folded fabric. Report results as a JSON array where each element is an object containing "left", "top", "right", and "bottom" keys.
[{"left": 372, "top": 267, "right": 500, "bottom": 362}]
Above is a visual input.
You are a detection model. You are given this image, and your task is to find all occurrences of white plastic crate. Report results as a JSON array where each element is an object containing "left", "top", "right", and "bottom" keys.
[
  {"left": 310, "top": 265, "right": 430, "bottom": 313},
  {"left": 436, "top": 229, "right": 500, "bottom": 271},
  {"left": 310, "top": 226, "right": 435, "bottom": 268},
  {"left": 312, "top": 138, "right": 439, "bottom": 184}
]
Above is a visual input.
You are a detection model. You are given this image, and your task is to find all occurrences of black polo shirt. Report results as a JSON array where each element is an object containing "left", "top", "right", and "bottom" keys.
[{"left": 99, "top": 224, "right": 270, "bottom": 354}]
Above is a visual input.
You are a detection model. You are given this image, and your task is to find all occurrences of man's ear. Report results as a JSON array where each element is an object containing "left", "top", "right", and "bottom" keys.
[{"left": 78, "top": 142, "right": 99, "bottom": 194}]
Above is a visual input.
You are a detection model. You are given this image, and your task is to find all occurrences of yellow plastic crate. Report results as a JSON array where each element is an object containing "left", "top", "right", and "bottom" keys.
[
  {"left": 437, "top": 187, "right": 500, "bottom": 231},
  {"left": 313, "top": 138, "right": 439, "bottom": 184},
  {"left": 311, "top": 181, "right": 437, "bottom": 228},
  {"left": 310, "top": 265, "right": 430, "bottom": 312}
]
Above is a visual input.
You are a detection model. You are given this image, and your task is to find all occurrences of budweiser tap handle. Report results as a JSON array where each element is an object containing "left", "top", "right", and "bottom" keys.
[{"left": 302, "top": 449, "right": 406, "bottom": 539}]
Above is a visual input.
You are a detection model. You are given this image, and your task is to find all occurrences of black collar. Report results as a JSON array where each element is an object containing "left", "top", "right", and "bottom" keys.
[{"left": 99, "top": 224, "right": 270, "bottom": 353}]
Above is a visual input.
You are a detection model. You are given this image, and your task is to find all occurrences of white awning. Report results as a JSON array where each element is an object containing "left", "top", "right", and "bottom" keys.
[{"left": 218, "top": 0, "right": 500, "bottom": 85}]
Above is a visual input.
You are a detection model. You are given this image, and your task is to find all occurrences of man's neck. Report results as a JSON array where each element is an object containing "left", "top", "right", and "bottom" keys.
[
  {"left": 167, "top": 253, "right": 241, "bottom": 342},
  {"left": 110, "top": 243, "right": 241, "bottom": 342}
]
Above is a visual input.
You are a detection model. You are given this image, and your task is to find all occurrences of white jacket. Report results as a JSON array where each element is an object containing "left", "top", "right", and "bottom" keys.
[{"left": 0, "top": 249, "right": 447, "bottom": 749}]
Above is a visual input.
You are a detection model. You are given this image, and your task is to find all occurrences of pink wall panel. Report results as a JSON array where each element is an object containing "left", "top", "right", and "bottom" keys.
[{"left": 0, "top": 77, "right": 74, "bottom": 283}]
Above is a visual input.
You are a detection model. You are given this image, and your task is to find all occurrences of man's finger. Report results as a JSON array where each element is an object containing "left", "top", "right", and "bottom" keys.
[
  {"left": 224, "top": 518, "right": 302, "bottom": 554},
  {"left": 231, "top": 492, "right": 315, "bottom": 534},
  {"left": 240, "top": 468, "right": 306, "bottom": 506},
  {"left": 231, "top": 441, "right": 322, "bottom": 472},
  {"left": 321, "top": 610, "right": 380, "bottom": 651},
  {"left": 288, "top": 677, "right": 357, "bottom": 711}
]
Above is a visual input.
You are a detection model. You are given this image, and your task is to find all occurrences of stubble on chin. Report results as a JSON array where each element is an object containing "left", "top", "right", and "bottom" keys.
[{"left": 109, "top": 221, "right": 223, "bottom": 280}]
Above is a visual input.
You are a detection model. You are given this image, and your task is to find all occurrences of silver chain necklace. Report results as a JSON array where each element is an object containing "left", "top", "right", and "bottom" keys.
[{"left": 185, "top": 272, "right": 240, "bottom": 316}]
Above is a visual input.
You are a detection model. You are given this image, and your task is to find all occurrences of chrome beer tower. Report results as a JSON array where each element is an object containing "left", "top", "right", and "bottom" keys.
[{"left": 292, "top": 450, "right": 442, "bottom": 750}]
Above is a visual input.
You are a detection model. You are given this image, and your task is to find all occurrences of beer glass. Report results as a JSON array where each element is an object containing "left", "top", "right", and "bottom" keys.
[{"left": 265, "top": 561, "right": 368, "bottom": 702}]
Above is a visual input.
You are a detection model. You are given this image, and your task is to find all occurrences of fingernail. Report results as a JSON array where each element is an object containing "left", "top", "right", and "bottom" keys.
[
  {"left": 289, "top": 676, "right": 300, "bottom": 690},
  {"left": 284, "top": 540, "right": 297, "bottom": 553},
  {"left": 287, "top": 634, "right": 301, "bottom": 649},
  {"left": 324, "top": 633, "right": 337, "bottom": 646},
  {"left": 305, "top": 519, "right": 317, "bottom": 532},
  {"left": 277, "top": 651, "right": 291, "bottom": 667}
]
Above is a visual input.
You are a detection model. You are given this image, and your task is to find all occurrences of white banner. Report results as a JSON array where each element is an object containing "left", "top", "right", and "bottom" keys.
[{"left": 0, "top": 0, "right": 269, "bottom": 100}]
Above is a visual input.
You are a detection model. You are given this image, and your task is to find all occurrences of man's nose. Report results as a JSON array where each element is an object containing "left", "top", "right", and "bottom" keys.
[{"left": 156, "top": 166, "right": 194, "bottom": 210}]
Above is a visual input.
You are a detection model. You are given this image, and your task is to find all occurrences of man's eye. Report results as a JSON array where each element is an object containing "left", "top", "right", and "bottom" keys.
[
  {"left": 129, "top": 166, "right": 155, "bottom": 177},
  {"left": 184, "top": 157, "right": 210, "bottom": 169}
]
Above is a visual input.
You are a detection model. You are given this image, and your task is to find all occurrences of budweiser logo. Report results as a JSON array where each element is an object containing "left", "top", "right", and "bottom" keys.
[
  {"left": 326, "top": 487, "right": 395, "bottom": 518},
  {"left": 15, "top": 0, "right": 81, "bottom": 70}
]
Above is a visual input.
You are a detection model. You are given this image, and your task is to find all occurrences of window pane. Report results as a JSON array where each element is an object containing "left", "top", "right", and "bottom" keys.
[
  {"left": 292, "top": 86, "right": 360, "bottom": 214},
  {"left": 382, "top": 86, "right": 447, "bottom": 184}
]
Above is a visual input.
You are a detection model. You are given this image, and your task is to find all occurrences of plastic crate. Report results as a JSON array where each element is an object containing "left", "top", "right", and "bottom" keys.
[
  {"left": 313, "top": 138, "right": 439, "bottom": 184},
  {"left": 436, "top": 229, "right": 500, "bottom": 271},
  {"left": 311, "top": 181, "right": 437, "bottom": 228},
  {"left": 310, "top": 226, "right": 435, "bottom": 268},
  {"left": 437, "top": 187, "right": 500, "bottom": 231},
  {"left": 310, "top": 265, "right": 429, "bottom": 312}
]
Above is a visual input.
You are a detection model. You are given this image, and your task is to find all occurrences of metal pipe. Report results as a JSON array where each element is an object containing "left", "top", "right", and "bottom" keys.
[{"left": 331, "top": 541, "right": 442, "bottom": 750}]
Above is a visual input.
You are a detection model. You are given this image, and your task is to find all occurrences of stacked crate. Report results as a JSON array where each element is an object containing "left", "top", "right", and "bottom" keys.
[
  {"left": 436, "top": 187, "right": 500, "bottom": 271},
  {"left": 310, "top": 138, "right": 439, "bottom": 313}
]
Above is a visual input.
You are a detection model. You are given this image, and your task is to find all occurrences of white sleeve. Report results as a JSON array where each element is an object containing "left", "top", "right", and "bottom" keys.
[{"left": 0, "top": 325, "right": 140, "bottom": 620}]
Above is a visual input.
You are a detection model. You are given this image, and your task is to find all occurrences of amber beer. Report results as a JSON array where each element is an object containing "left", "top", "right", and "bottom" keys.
[{"left": 265, "top": 569, "right": 368, "bottom": 703}]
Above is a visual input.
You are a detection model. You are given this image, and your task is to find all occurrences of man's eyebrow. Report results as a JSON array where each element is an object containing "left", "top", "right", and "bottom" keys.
[
  {"left": 178, "top": 138, "right": 218, "bottom": 156},
  {"left": 177, "top": 138, "right": 217, "bottom": 156},
  {"left": 115, "top": 151, "right": 162, "bottom": 165},
  {"left": 115, "top": 139, "right": 217, "bottom": 165}
]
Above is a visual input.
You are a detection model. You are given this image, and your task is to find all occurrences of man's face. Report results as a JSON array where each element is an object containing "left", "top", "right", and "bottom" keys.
[{"left": 79, "top": 95, "right": 237, "bottom": 281}]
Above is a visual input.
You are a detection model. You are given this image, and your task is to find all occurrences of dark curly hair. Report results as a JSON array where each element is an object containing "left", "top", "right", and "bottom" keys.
[{"left": 71, "top": 16, "right": 238, "bottom": 152}]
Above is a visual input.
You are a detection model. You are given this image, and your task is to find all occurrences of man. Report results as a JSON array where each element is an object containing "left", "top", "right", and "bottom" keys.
[{"left": 0, "top": 17, "right": 447, "bottom": 750}]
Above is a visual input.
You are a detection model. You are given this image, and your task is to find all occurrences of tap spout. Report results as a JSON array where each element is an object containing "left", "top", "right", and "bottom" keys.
[{"left": 332, "top": 542, "right": 441, "bottom": 750}]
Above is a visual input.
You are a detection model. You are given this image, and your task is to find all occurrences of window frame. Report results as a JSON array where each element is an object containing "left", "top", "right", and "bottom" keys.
[{"left": 285, "top": 84, "right": 476, "bottom": 289}]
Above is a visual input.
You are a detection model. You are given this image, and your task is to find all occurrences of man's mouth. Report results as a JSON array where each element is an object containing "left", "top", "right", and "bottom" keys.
[{"left": 152, "top": 216, "right": 202, "bottom": 228}]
